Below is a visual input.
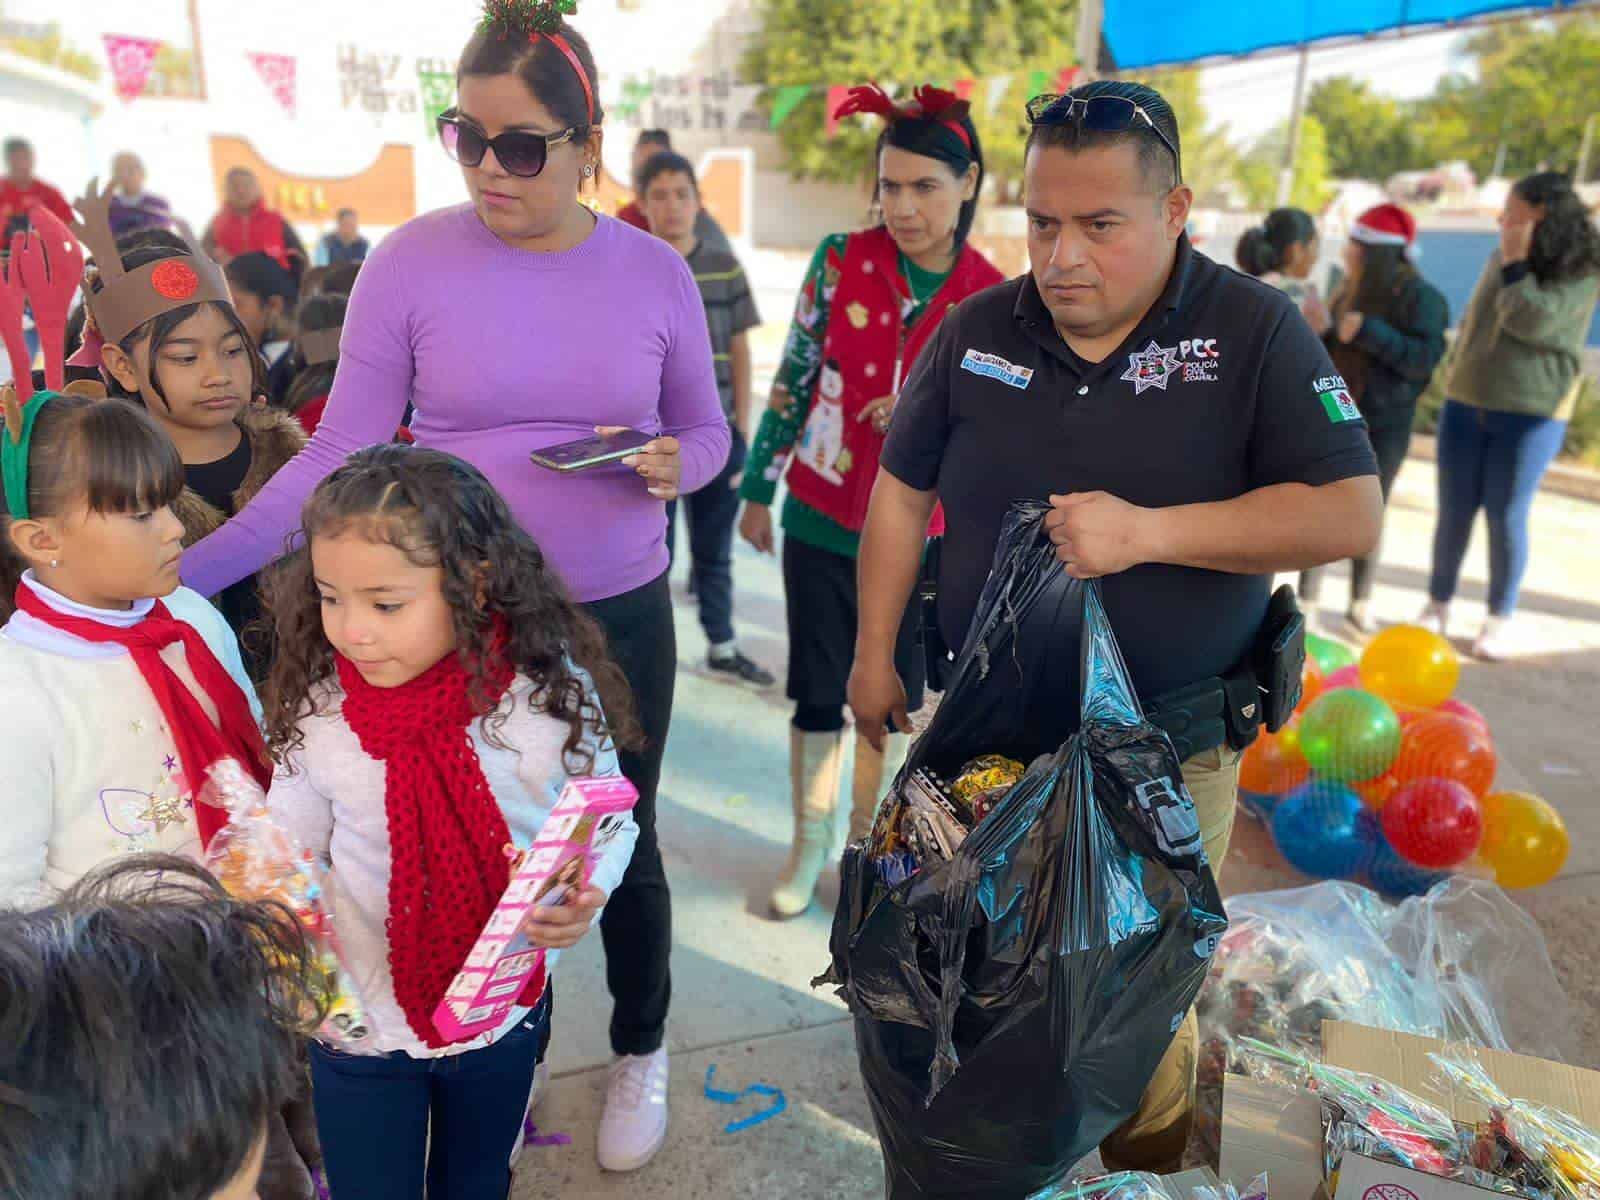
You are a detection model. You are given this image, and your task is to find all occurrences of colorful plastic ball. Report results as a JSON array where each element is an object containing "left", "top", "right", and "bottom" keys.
[
  {"left": 1239, "top": 725, "right": 1310, "bottom": 799},
  {"left": 1296, "top": 658, "right": 1326, "bottom": 715},
  {"left": 1389, "top": 713, "right": 1497, "bottom": 799},
  {"left": 1323, "top": 665, "right": 1363, "bottom": 692},
  {"left": 1298, "top": 690, "right": 1403, "bottom": 784},
  {"left": 1354, "top": 772, "right": 1401, "bottom": 811},
  {"left": 1381, "top": 778, "right": 1484, "bottom": 870},
  {"left": 1479, "top": 792, "right": 1570, "bottom": 889},
  {"left": 1434, "top": 697, "right": 1490, "bottom": 733},
  {"left": 1271, "top": 781, "right": 1380, "bottom": 879},
  {"left": 1360, "top": 626, "right": 1461, "bottom": 710},
  {"left": 1307, "top": 633, "right": 1359, "bottom": 676},
  {"left": 1367, "top": 841, "right": 1449, "bottom": 898}
]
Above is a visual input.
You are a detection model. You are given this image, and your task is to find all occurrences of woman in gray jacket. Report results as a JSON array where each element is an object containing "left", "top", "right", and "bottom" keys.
[{"left": 1422, "top": 173, "right": 1600, "bottom": 659}]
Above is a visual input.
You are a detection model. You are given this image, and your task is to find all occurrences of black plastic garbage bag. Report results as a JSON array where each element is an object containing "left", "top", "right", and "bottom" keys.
[{"left": 819, "top": 502, "right": 1228, "bottom": 1200}]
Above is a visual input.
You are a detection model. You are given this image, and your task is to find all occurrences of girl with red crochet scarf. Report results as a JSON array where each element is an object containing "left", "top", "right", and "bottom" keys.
[{"left": 260, "top": 444, "right": 641, "bottom": 1199}]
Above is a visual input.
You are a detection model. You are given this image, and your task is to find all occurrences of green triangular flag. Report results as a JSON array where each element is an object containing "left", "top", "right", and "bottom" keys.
[
  {"left": 1026, "top": 69, "right": 1051, "bottom": 99},
  {"left": 769, "top": 84, "right": 810, "bottom": 130}
]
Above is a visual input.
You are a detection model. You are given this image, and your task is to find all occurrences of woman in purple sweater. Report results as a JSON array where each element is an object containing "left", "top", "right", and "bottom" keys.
[{"left": 181, "top": 2, "right": 728, "bottom": 1173}]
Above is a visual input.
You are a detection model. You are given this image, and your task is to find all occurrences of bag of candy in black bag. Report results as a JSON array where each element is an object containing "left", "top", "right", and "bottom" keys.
[{"left": 816, "top": 502, "right": 1229, "bottom": 1200}]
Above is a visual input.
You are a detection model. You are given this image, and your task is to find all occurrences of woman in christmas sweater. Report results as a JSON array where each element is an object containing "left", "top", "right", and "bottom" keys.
[{"left": 737, "top": 85, "right": 1004, "bottom": 919}]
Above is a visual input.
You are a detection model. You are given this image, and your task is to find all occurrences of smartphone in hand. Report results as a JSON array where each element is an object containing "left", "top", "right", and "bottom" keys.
[{"left": 530, "top": 429, "right": 653, "bottom": 473}]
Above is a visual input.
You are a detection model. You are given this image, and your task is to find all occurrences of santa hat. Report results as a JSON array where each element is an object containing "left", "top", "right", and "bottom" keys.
[{"left": 1350, "top": 203, "right": 1419, "bottom": 257}]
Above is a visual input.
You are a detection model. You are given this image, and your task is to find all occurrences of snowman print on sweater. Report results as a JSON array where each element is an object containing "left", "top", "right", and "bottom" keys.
[{"left": 797, "top": 359, "right": 848, "bottom": 484}]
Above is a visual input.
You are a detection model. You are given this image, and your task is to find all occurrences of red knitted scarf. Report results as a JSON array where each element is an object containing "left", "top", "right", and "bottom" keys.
[
  {"left": 14, "top": 584, "right": 270, "bottom": 847},
  {"left": 335, "top": 643, "right": 545, "bottom": 1048}
]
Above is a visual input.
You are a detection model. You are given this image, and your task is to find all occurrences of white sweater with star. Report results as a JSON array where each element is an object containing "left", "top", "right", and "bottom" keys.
[{"left": 0, "top": 575, "right": 261, "bottom": 906}]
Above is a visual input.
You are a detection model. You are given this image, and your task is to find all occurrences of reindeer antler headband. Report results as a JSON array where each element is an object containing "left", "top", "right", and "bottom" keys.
[
  {"left": 833, "top": 84, "right": 974, "bottom": 151},
  {"left": 72, "top": 177, "right": 232, "bottom": 348},
  {"left": 0, "top": 207, "right": 89, "bottom": 519}
]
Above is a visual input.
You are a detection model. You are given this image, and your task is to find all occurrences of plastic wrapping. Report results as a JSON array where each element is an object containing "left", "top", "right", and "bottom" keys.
[
  {"left": 1433, "top": 1053, "right": 1600, "bottom": 1200},
  {"left": 202, "top": 760, "right": 374, "bottom": 1052},
  {"left": 820, "top": 504, "right": 1228, "bottom": 1200}
]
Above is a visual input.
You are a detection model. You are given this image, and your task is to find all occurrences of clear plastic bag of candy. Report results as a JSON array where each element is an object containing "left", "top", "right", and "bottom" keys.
[
  {"left": 1194, "top": 1172, "right": 1270, "bottom": 1200},
  {"left": 1432, "top": 1052, "right": 1600, "bottom": 1200},
  {"left": 201, "top": 759, "right": 374, "bottom": 1052},
  {"left": 1030, "top": 1170, "right": 1172, "bottom": 1200}
]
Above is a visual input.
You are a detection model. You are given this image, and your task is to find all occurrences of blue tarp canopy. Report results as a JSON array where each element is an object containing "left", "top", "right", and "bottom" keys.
[{"left": 1100, "top": 0, "right": 1593, "bottom": 69}]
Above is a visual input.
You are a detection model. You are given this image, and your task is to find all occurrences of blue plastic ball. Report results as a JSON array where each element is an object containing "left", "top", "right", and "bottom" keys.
[
  {"left": 1366, "top": 840, "right": 1449, "bottom": 898},
  {"left": 1270, "top": 781, "right": 1380, "bottom": 879}
]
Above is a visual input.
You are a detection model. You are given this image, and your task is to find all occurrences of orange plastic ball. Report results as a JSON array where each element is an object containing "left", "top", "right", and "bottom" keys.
[{"left": 1389, "top": 713, "right": 1497, "bottom": 799}]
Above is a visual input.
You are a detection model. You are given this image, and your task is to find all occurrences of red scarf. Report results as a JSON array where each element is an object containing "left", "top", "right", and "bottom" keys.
[
  {"left": 14, "top": 585, "right": 270, "bottom": 847},
  {"left": 212, "top": 201, "right": 290, "bottom": 271},
  {"left": 335, "top": 646, "right": 545, "bottom": 1048}
]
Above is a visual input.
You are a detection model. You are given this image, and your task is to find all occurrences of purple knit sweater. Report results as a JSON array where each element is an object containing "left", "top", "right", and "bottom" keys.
[{"left": 181, "top": 206, "right": 730, "bottom": 603}]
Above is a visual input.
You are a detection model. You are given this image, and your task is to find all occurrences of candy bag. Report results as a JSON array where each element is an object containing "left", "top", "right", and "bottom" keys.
[{"left": 202, "top": 760, "right": 373, "bottom": 1052}]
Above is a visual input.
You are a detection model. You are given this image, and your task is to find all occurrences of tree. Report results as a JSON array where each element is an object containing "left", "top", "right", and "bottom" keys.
[
  {"left": 1238, "top": 114, "right": 1333, "bottom": 212},
  {"left": 1307, "top": 77, "right": 1420, "bottom": 183},
  {"left": 1416, "top": 15, "right": 1600, "bottom": 179},
  {"left": 1145, "top": 67, "right": 1240, "bottom": 207}
]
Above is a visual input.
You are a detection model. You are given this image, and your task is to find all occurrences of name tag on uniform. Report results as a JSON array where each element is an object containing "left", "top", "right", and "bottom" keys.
[{"left": 960, "top": 349, "right": 1034, "bottom": 390}]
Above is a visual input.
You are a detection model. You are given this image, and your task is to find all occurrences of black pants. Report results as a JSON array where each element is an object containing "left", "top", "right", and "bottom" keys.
[
  {"left": 665, "top": 428, "right": 747, "bottom": 647},
  {"left": 782, "top": 535, "right": 925, "bottom": 734},
  {"left": 1301, "top": 421, "right": 1412, "bottom": 607},
  {"left": 584, "top": 573, "right": 675, "bottom": 1057}
]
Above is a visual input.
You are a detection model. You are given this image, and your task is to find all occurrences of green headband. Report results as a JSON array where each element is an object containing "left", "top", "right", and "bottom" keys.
[{"left": 2, "top": 391, "right": 58, "bottom": 521}]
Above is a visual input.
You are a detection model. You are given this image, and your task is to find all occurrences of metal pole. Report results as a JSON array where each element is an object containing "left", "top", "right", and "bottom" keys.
[
  {"left": 1491, "top": 140, "right": 1507, "bottom": 180},
  {"left": 1578, "top": 113, "right": 1597, "bottom": 183},
  {"left": 1277, "top": 44, "right": 1312, "bottom": 206},
  {"left": 1077, "top": 0, "right": 1105, "bottom": 81}
]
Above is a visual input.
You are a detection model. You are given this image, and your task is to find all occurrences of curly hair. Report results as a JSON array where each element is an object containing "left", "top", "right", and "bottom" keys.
[
  {"left": 260, "top": 444, "right": 641, "bottom": 771},
  {"left": 1514, "top": 172, "right": 1600, "bottom": 285}
]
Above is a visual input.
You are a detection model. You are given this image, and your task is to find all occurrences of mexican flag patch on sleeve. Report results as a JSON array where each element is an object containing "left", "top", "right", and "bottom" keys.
[{"left": 1313, "top": 375, "right": 1362, "bottom": 423}]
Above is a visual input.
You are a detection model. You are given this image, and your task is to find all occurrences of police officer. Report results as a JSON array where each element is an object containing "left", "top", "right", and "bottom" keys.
[{"left": 848, "top": 79, "right": 1383, "bottom": 1170}]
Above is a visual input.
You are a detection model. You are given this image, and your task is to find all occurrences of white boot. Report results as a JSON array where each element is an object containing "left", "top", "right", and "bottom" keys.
[
  {"left": 847, "top": 731, "right": 911, "bottom": 846},
  {"left": 770, "top": 728, "right": 844, "bottom": 919}
]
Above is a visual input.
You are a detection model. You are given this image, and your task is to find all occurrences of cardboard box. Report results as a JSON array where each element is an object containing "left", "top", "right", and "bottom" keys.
[
  {"left": 1334, "top": 1154, "right": 1504, "bottom": 1200},
  {"left": 1219, "top": 1021, "right": 1600, "bottom": 1200},
  {"left": 1321, "top": 1021, "right": 1600, "bottom": 1128},
  {"left": 1219, "top": 1076, "right": 1327, "bottom": 1200}
]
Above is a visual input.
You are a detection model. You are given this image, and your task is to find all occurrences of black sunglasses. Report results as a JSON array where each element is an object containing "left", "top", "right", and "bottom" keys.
[
  {"left": 437, "top": 109, "right": 585, "bottom": 179},
  {"left": 1026, "top": 94, "right": 1183, "bottom": 185}
]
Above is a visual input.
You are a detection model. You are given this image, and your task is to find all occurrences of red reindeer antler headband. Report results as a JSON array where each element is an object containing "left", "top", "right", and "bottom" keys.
[
  {"left": 480, "top": 0, "right": 595, "bottom": 125},
  {"left": 833, "top": 84, "right": 973, "bottom": 150}
]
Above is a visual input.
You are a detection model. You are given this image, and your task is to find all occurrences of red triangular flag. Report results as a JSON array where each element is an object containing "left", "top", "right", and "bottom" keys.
[
  {"left": 953, "top": 79, "right": 976, "bottom": 101},
  {"left": 823, "top": 85, "right": 851, "bottom": 138},
  {"left": 248, "top": 52, "right": 298, "bottom": 118},
  {"left": 1055, "top": 67, "right": 1083, "bottom": 93},
  {"left": 103, "top": 34, "right": 162, "bottom": 103}
]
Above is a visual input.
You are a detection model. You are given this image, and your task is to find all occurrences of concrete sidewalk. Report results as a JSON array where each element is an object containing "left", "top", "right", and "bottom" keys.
[{"left": 510, "top": 445, "right": 1600, "bottom": 1198}]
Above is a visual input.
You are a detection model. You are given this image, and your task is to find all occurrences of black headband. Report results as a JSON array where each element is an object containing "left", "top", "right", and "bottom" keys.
[{"left": 885, "top": 117, "right": 976, "bottom": 174}]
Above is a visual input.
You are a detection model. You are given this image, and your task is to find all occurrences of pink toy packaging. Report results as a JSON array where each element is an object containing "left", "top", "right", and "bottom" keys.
[{"left": 433, "top": 776, "right": 637, "bottom": 1043}]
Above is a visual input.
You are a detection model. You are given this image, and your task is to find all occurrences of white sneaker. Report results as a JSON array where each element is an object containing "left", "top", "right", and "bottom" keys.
[
  {"left": 1416, "top": 601, "right": 1450, "bottom": 637},
  {"left": 1473, "top": 617, "right": 1523, "bottom": 662},
  {"left": 597, "top": 1048, "right": 669, "bottom": 1172}
]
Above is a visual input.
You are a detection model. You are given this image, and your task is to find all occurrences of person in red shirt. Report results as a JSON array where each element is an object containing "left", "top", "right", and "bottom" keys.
[
  {"left": 201, "top": 167, "right": 307, "bottom": 279},
  {"left": 0, "top": 138, "right": 73, "bottom": 231},
  {"left": 615, "top": 129, "right": 671, "bottom": 231}
]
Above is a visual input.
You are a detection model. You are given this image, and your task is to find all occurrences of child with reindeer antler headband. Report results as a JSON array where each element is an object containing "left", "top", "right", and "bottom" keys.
[
  {"left": 0, "top": 204, "right": 265, "bottom": 900},
  {"left": 735, "top": 83, "right": 1004, "bottom": 920}
]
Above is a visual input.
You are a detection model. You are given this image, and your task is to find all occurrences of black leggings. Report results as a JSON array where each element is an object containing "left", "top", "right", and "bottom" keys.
[
  {"left": 1301, "top": 421, "right": 1412, "bottom": 607},
  {"left": 584, "top": 573, "right": 675, "bottom": 1058}
]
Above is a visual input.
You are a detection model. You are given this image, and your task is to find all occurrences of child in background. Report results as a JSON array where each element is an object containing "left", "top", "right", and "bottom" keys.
[
  {"left": 260, "top": 444, "right": 641, "bottom": 1198},
  {"left": 225, "top": 250, "right": 301, "bottom": 405},
  {"left": 283, "top": 292, "right": 345, "bottom": 436},
  {"left": 93, "top": 234, "right": 307, "bottom": 680},
  {"left": 0, "top": 854, "right": 323, "bottom": 1200}
]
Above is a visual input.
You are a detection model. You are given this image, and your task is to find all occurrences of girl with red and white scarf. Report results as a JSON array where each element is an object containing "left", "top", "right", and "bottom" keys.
[{"left": 259, "top": 444, "right": 640, "bottom": 1198}]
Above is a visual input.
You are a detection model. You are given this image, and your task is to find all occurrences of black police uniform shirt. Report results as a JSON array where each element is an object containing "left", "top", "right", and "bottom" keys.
[{"left": 882, "top": 234, "right": 1379, "bottom": 706}]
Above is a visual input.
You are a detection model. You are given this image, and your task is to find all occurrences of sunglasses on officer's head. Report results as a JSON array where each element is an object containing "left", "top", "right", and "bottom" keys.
[
  {"left": 437, "top": 109, "right": 585, "bottom": 179},
  {"left": 1026, "top": 94, "right": 1183, "bottom": 186}
]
